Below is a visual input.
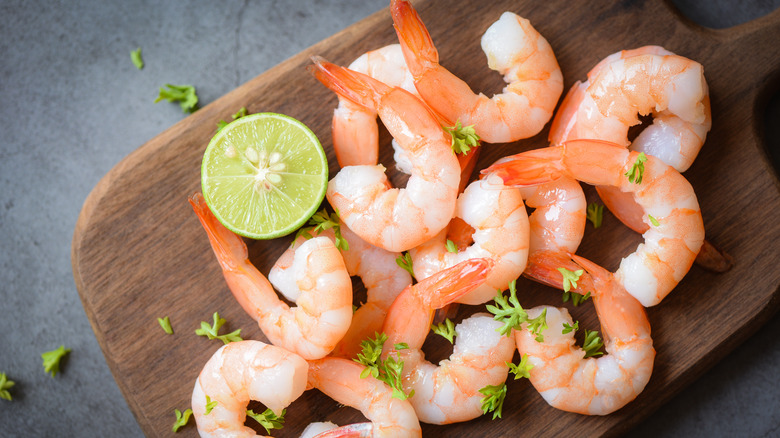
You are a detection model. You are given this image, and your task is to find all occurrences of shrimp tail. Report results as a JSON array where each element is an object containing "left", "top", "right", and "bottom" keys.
[
  {"left": 417, "top": 257, "right": 494, "bottom": 308},
  {"left": 390, "top": 0, "right": 438, "bottom": 78},
  {"left": 313, "top": 423, "right": 373, "bottom": 438},
  {"left": 189, "top": 192, "right": 247, "bottom": 268},
  {"left": 481, "top": 148, "right": 565, "bottom": 187},
  {"left": 310, "top": 56, "right": 386, "bottom": 111},
  {"left": 523, "top": 250, "right": 594, "bottom": 295}
]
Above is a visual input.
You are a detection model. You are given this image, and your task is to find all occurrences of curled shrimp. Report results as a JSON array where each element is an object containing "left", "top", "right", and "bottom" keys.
[
  {"left": 191, "top": 340, "right": 309, "bottom": 437},
  {"left": 410, "top": 176, "right": 530, "bottom": 305},
  {"left": 332, "top": 44, "right": 417, "bottom": 167},
  {"left": 380, "top": 258, "right": 515, "bottom": 424},
  {"left": 391, "top": 0, "right": 563, "bottom": 143},
  {"left": 514, "top": 255, "right": 655, "bottom": 415},
  {"left": 190, "top": 193, "right": 353, "bottom": 359},
  {"left": 307, "top": 356, "right": 422, "bottom": 438},
  {"left": 270, "top": 219, "right": 412, "bottom": 359},
  {"left": 483, "top": 139, "right": 705, "bottom": 307},
  {"left": 311, "top": 57, "right": 460, "bottom": 253}
]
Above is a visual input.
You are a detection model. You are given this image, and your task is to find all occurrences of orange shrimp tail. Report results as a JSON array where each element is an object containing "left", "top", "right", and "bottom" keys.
[
  {"left": 416, "top": 257, "right": 493, "bottom": 309},
  {"left": 481, "top": 148, "right": 565, "bottom": 187},
  {"left": 310, "top": 56, "right": 388, "bottom": 111},
  {"left": 523, "top": 250, "right": 595, "bottom": 295},
  {"left": 391, "top": 0, "right": 438, "bottom": 78},
  {"left": 188, "top": 192, "right": 248, "bottom": 265},
  {"left": 313, "top": 423, "right": 373, "bottom": 438}
]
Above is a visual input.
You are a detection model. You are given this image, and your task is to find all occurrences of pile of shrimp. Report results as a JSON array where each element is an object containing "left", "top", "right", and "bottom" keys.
[{"left": 187, "top": 0, "right": 725, "bottom": 436}]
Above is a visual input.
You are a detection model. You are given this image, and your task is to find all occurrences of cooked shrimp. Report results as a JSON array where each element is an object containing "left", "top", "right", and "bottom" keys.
[
  {"left": 191, "top": 340, "right": 308, "bottom": 437},
  {"left": 190, "top": 193, "right": 352, "bottom": 360},
  {"left": 379, "top": 258, "right": 514, "bottom": 424},
  {"left": 332, "top": 44, "right": 417, "bottom": 167},
  {"left": 307, "top": 356, "right": 422, "bottom": 437},
  {"left": 270, "top": 220, "right": 412, "bottom": 359},
  {"left": 410, "top": 177, "right": 530, "bottom": 305},
  {"left": 514, "top": 255, "right": 655, "bottom": 415},
  {"left": 549, "top": 46, "right": 711, "bottom": 173},
  {"left": 311, "top": 57, "right": 460, "bottom": 252},
  {"left": 483, "top": 139, "right": 705, "bottom": 306},
  {"left": 391, "top": 0, "right": 563, "bottom": 143}
]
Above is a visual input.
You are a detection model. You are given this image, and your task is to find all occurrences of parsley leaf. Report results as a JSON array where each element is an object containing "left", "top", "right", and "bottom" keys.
[
  {"left": 216, "top": 106, "right": 249, "bottom": 132},
  {"left": 507, "top": 354, "right": 534, "bottom": 380},
  {"left": 445, "top": 239, "right": 458, "bottom": 253},
  {"left": 172, "top": 408, "right": 192, "bottom": 432},
  {"left": 562, "top": 320, "right": 579, "bottom": 334},
  {"left": 557, "top": 267, "right": 583, "bottom": 293},
  {"left": 0, "top": 372, "right": 14, "bottom": 401},
  {"left": 294, "top": 209, "right": 349, "bottom": 251},
  {"left": 130, "top": 47, "right": 144, "bottom": 70},
  {"left": 444, "top": 121, "right": 480, "bottom": 155},
  {"left": 155, "top": 84, "right": 199, "bottom": 113},
  {"left": 205, "top": 395, "right": 217, "bottom": 415},
  {"left": 246, "top": 408, "right": 286, "bottom": 434},
  {"left": 353, "top": 332, "right": 414, "bottom": 400},
  {"left": 625, "top": 152, "right": 648, "bottom": 184},
  {"left": 582, "top": 329, "right": 605, "bottom": 358},
  {"left": 479, "top": 383, "right": 507, "bottom": 419},
  {"left": 486, "top": 280, "right": 527, "bottom": 337},
  {"left": 354, "top": 332, "right": 387, "bottom": 379},
  {"left": 195, "top": 312, "right": 243, "bottom": 344},
  {"left": 395, "top": 252, "right": 414, "bottom": 279},
  {"left": 562, "top": 290, "right": 591, "bottom": 307},
  {"left": 586, "top": 203, "right": 603, "bottom": 228},
  {"left": 431, "top": 318, "right": 457, "bottom": 344},
  {"left": 41, "top": 345, "right": 70, "bottom": 377},
  {"left": 648, "top": 214, "right": 660, "bottom": 226},
  {"left": 158, "top": 316, "right": 174, "bottom": 335},
  {"left": 527, "top": 309, "right": 548, "bottom": 342}
]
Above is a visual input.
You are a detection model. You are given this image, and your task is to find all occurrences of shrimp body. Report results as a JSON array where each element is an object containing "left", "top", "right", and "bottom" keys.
[
  {"left": 312, "top": 57, "right": 460, "bottom": 252},
  {"left": 191, "top": 340, "right": 308, "bottom": 437},
  {"left": 410, "top": 177, "right": 530, "bottom": 305},
  {"left": 484, "top": 140, "right": 704, "bottom": 306},
  {"left": 550, "top": 46, "right": 711, "bottom": 173},
  {"left": 381, "top": 258, "right": 514, "bottom": 424},
  {"left": 392, "top": 0, "right": 563, "bottom": 143},
  {"left": 333, "top": 44, "right": 417, "bottom": 167},
  {"left": 515, "top": 255, "right": 654, "bottom": 415},
  {"left": 270, "top": 220, "right": 412, "bottom": 359},
  {"left": 190, "top": 193, "right": 352, "bottom": 359},
  {"left": 307, "top": 357, "right": 422, "bottom": 438}
]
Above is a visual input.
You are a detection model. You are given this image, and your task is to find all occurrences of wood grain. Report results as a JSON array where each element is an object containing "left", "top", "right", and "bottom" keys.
[{"left": 71, "top": 1, "right": 780, "bottom": 436}]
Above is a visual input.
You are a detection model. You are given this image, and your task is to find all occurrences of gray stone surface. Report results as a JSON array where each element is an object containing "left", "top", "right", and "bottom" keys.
[{"left": 0, "top": 0, "right": 777, "bottom": 436}]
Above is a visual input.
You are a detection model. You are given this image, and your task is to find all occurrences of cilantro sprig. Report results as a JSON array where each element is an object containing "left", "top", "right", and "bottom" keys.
[
  {"left": 586, "top": 203, "right": 603, "bottom": 228},
  {"left": 294, "top": 208, "right": 349, "bottom": 251},
  {"left": 507, "top": 354, "right": 534, "bottom": 380},
  {"left": 0, "top": 372, "right": 14, "bottom": 401},
  {"left": 431, "top": 318, "right": 457, "bottom": 344},
  {"left": 486, "top": 280, "right": 527, "bottom": 337},
  {"left": 444, "top": 121, "right": 480, "bottom": 155},
  {"left": 172, "top": 408, "right": 193, "bottom": 432},
  {"left": 41, "top": 345, "right": 70, "bottom": 377},
  {"left": 479, "top": 383, "right": 507, "bottom": 419},
  {"left": 562, "top": 320, "right": 579, "bottom": 334},
  {"left": 155, "top": 83, "right": 199, "bottom": 113},
  {"left": 353, "top": 332, "right": 414, "bottom": 400},
  {"left": 246, "top": 408, "right": 285, "bottom": 434},
  {"left": 195, "top": 312, "right": 243, "bottom": 344},
  {"left": 395, "top": 252, "right": 414, "bottom": 278},
  {"left": 625, "top": 152, "right": 647, "bottom": 184}
]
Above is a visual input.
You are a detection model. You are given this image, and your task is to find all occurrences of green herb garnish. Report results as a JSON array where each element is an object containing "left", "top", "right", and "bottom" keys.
[
  {"left": 486, "top": 280, "right": 527, "bottom": 337},
  {"left": 479, "top": 383, "right": 507, "bottom": 419},
  {"left": 155, "top": 83, "right": 199, "bottom": 113},
  {"left": 625, "top": 152, "right": 647, "bottom": 184},
  {"left": 294, "top": 208, "right": 348, "bottom": 251},
  {"left": 216, "top": 107, "right": 249, "bottom": 132},
  {"left": 507, "top": 354, "right": 534, "bottom": 380},
  {"left": 195, "top": 312, "right": 243, "bottom": 344},
  {"left": 648, "top": 214, "right": 660, "bottom": 226},
  {"left": 582, "top": 329, "right": 605, "bottom": 358},
  {"left": 444, "top": 121, "right": 480, "bottom": 155},
  {"left": 41, "top": 345, "right": 70, "bottom": 377},
  {"left": 586, "top": 203, "right": 603, "bottom": 228},
  {"left": 0, "top": 372, "right": 14, "bottom": 401},
  {"left": 446, "top": 239, "right": 458, "bottom": 253},
  {"left": 431, "top": 318, "right": 457, "bottom": 344},
  {"left": 353, "top": 332, "right": 414, "bottom": 400},
  {"left": 204, "top": 395, "right": 217, "bottom": 415},
  {"left": 562, "top": 290, "right": 591, "bottom": 307},
  {"left": 246, "top": 408, "right": 285, "bottom": 434},
  {"left": 395, "top": 252, "right": 414, "bottom": 278},
  {"left": 158, "top": 316, "right": 174, "bottom": 335},
  {"left": 172, "top": 408, "right": 192, "bottom": 432},
  {"left": 130, "top": 47, "right": 144, "bottom": 70}
]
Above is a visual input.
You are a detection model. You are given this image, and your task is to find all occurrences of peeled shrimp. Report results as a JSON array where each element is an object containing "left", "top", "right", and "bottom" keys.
[
  {"left": 484, "top": 139, "right": 705, "bottom": 306},
  {"left": 307, "top": 356, "right": 422, "bottom": 437},
  {"left": 379, "top": 258, "right": 515, "bottom": 424},
  {"left": 514, "top": 255, "right": 654, "bottom": 415},
  {"left": 191, "top": 340, "right": 308, "bottom": 437},
  {"left": 391, "top": 0, "right": 563, "bottom": 143},
  {"left": 549, "top": 46, "right": 711, "bottom": 173},
  {"left": 190, "top": 193, "right": 353, "bottom": 359},
  {"left": 270, "top": 219, "right": 411, "bottom": 359},
  {"left": 332, "top": 44, "right": 417, "bottom": 167},
  {"left": 311, "top": 57, "right": 460, "bottom": 252},
  {"left": 410, "top": 177, "right": 530, "bottom": 305}
]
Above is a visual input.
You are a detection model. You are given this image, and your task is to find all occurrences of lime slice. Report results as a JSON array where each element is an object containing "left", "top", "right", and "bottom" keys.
[{"left": 201, "top": 112, "right": 328, "bottom": 239}]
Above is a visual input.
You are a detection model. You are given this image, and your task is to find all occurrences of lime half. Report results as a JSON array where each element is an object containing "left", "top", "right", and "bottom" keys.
[{"left": 201, "top": 112, "right": 328, "bottom": 239}]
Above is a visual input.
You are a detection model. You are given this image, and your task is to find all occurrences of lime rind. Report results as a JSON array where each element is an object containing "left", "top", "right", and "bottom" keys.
[{"left": 201, "top": 112, "right": 328, "bottom": 239}]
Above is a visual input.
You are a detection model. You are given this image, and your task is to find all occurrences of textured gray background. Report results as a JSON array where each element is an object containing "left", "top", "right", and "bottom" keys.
[{"left": 1, "top": 0, "right": 778, "bottom": 436}]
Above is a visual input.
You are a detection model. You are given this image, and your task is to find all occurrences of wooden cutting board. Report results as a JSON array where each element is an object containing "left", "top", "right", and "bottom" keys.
[{"left": 71, "top": 1, "right": 780, "bottom": 436}]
